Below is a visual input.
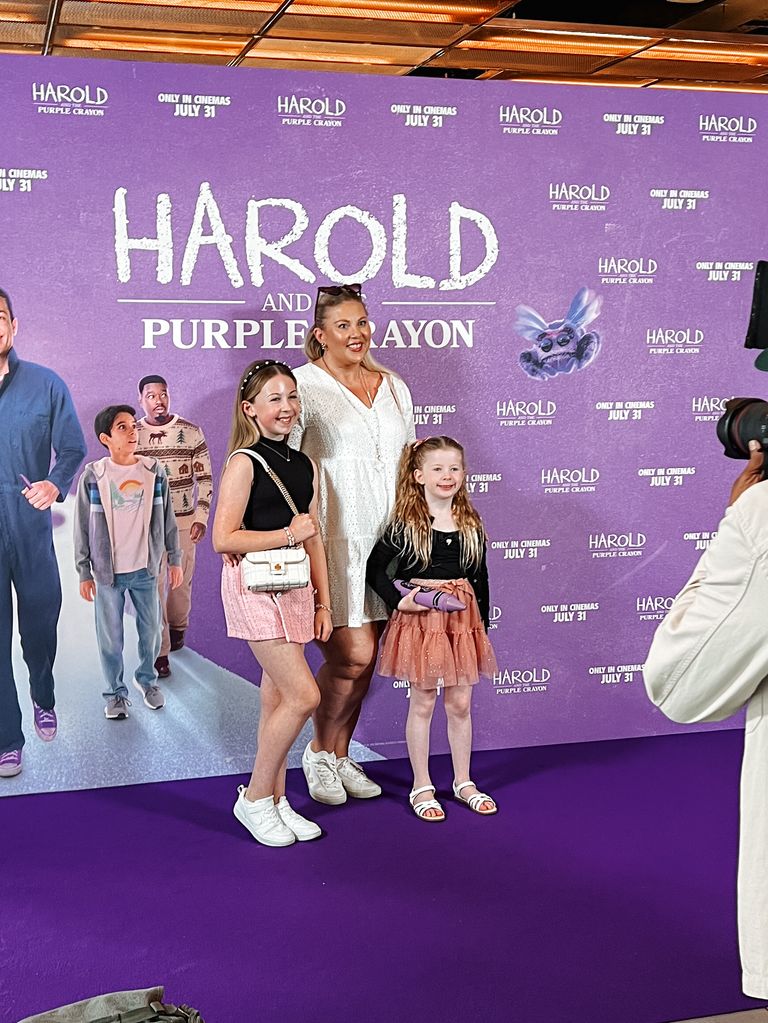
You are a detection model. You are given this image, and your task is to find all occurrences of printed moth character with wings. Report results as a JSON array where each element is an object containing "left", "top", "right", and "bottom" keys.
[{"left": 516, "top": 286, "right": 603, "bottom": 380}]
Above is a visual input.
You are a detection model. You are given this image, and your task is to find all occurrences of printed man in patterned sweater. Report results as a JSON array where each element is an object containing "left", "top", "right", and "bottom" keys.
[{"left": 135, "top": 375, "right": 213, "bottom": 677}]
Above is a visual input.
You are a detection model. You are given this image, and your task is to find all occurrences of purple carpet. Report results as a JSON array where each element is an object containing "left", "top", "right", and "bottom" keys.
[{"left": 3, "top": 731, "right": 763, "bottom": 1023}]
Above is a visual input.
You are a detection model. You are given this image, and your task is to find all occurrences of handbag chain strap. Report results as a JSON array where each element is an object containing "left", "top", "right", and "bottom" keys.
[{"left": 230, "top": 447, "right": 301, "bottom": 518}]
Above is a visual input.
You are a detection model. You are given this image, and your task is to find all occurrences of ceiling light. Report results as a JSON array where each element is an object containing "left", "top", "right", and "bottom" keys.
[
  {"left": 648, "top": 80, "right": 768, "bottom": 91},
  {"left": 290, "top": 1, "right": 495, "bottom": 20},
  {"left": 510, "top": 76, "right": 647, "bottom": 87},
  {"left": 637, "top": 42, "right": 768, "bottom": 63},
  {"left": 518, "top": 28, "right": 652, "bottom": 41},
  {"left": 0, "top": 10, "right": 42, "bottom": 23},
  {"left": 56, "top": 29, "right": 246, "bottom": 55},
  {"left": 458, "top": 34, "right": 642, "bottom": 56}
]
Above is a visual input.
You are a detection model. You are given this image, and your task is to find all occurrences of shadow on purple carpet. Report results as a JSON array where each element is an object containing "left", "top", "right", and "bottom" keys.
[{"left": 2, "top": 731, "right": 763, "bottom": 1023}]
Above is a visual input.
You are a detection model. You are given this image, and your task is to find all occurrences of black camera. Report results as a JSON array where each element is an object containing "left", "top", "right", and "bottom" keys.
[
  {"left": 717, "top": 398, "right": 768, "bottom": 460},
  {"left": 715, "top": 262, "right": 768, "bottom": 473}
]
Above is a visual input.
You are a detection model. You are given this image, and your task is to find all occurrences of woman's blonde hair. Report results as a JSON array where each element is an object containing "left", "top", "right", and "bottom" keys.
[
  {"left": 225, "top": 359, "right": 297, "bottom": 460},
  {"left": 304, "top": 285, "right": 393, "bottom": 378},
  {"left": 388, "top": 436, "right": 485, "bottom": 571}
]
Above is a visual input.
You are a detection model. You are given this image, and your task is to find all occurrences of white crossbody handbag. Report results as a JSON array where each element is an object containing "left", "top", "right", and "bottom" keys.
[{"left": 230, "top": 448, "right": 311, "bottom": 593}]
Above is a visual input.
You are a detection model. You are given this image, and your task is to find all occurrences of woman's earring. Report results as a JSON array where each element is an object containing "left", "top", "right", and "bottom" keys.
[{"left": 320, "top": 343, "right": 327, "bottom": 353}]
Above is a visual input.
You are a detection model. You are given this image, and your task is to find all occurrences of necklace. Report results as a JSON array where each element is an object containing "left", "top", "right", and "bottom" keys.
[
  {"left": 320, "top": 358, "right": 383, "bottom": 462},
  {"left": 321, "top": 356, "right": 376, "bottom": 409},
  {"left": 258, "top": 437, "right": 291, "bottom": 462},
  {"left": 360, "top": 370, "right": 375, "bottom": 410}
]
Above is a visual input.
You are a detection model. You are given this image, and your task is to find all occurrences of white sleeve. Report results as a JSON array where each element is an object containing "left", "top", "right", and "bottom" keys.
[
  {"left": 289, "top": 372, "right": 309, "bottom": 451},
  {"left": 288, "top": 414, "right": 305, "bottom": 451},
  {"left": 644, "top": 482, "right": 768, "bottom": 723}
]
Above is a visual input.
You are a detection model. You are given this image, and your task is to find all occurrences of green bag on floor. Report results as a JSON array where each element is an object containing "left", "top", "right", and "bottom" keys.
[{"left": 17, "top": 987, "right": 205, "bottom": 1023}]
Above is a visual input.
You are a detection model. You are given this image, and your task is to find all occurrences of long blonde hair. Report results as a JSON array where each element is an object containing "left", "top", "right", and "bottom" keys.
[
  {"left": 225, "top": 360, "right": 297, "bottom": 460},
  {"left": 304, "top": 285, "right": 393, "bottom": 378},
  {"left": 388, "top": 436, "right": 485, "bottom": 570}
]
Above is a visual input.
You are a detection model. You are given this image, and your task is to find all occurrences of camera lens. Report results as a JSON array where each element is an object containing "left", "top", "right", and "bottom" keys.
[{"left": 716, "top": 398, "right": 768, "bottom": 458}]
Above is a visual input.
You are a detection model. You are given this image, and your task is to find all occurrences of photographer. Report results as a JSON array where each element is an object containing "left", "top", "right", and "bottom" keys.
[{"left": 644, "top": 439, "right": 768, "bottom": 999}]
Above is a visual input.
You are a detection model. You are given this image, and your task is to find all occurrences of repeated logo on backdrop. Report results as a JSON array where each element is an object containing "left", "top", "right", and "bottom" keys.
[
  {"left": 500, "top": 103, "right": 562, "bottom": 135},
  {"left": 698, "top": 112, "right": 757, "bottom": 143},
  {"left": 32, "top": 79, "right": 108, "bottom": 117}
]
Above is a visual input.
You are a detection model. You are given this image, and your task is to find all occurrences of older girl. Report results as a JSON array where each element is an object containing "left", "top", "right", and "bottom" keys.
[{"left": 214, "top": 360, "right": 332, "bottom": 847}]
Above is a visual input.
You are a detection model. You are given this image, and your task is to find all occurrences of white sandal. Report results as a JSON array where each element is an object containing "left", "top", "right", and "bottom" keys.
[
  {"left": 409, "top": 784, "right": 445, "bottom": 822},
  {"left": 453, "top": 779, "right": 498, "bottom": 815}
]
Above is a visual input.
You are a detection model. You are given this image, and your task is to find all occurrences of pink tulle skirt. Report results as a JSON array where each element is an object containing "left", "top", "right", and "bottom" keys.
[{"left": 378, "top": 578, "right": 497, "bottom": 690}]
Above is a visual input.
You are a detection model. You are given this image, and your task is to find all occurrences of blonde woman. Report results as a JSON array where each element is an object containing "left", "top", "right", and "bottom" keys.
[
  {"left": 213, "top": 360, "right": 332, "bottom": 847},
  {"left": 291, "top": 284, "right": 416, "bottom": 805}
]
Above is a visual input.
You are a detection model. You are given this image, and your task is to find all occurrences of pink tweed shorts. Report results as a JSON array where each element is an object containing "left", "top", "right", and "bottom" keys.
[{"left": 220, "top": 562, "right": 314, "bottom": 644}]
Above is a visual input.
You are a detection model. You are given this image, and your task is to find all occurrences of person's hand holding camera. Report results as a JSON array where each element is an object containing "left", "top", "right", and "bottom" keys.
[{"left": 729, "top": 440, "right": 765, "bottom": 506}]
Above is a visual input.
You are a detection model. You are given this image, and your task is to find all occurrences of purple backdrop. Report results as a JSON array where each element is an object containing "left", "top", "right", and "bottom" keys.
[{"left": 3, "top": 54, "right": 762, "bottom": 765}]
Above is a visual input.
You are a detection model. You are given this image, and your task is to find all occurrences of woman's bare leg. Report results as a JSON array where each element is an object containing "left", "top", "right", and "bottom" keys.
[{"left": 312, "top": 622, "right": 381, "bottom": 757}]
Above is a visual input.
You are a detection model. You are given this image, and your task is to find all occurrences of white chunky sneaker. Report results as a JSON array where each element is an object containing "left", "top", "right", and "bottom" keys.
[
  {"left": 302, "top": 742, "right": 347, "bottom": 805},
  {"left": 276, "top": 796, "right": 322, "bottom": 841},
  {"left": 233, "top": 786, "right": 295, "bottom": 847},
  {"left": 336, "top": 756, "right": 382, "bottom": 799}
]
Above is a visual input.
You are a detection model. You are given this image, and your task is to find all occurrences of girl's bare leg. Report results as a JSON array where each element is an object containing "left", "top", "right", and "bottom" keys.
[
  {"left": 444, "top": 685, "right": 493, "bottom": 811},
  {"left": 245, "top": 640, "right": 320, "bottom": 801},
  {"left": 257, "top": 673, "right": 289, "bottom": 799},
  {"left": 405, "top": 686, "right": 440, "bottom": 818}
]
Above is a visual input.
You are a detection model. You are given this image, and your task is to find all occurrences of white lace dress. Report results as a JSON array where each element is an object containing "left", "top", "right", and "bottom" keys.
[{"left": 290, "top": 362, "right": 416, "bottom": 628}]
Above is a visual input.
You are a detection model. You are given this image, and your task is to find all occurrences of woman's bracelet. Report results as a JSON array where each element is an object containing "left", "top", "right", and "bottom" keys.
[
  {"left": 283, "top": 527, "right": 296, "bottom": 548},
  {"left": 315, "top": 603, "right": 332, "bottom": 613}
]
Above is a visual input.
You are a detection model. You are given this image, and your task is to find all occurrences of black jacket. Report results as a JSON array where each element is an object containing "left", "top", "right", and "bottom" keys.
[{"left": 366, "top": 526, "right": 490, "bottom": 629}]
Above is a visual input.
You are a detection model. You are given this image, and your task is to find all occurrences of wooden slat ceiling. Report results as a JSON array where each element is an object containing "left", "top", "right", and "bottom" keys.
[{"left": 4, "top": 0, "right": 768, "bottom": 90}]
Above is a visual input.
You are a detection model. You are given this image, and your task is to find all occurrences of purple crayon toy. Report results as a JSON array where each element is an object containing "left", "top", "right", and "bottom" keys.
[{"left": 394, "top": 580, "right": 466, "bottom": 613}]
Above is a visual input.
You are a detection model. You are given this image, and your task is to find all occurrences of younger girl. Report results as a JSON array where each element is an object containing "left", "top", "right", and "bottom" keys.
[
  {"left": 213, "top": 360, "right": 333, "bottom": 847},
  {"left": 366, "top": 437, "right": 497, "bottom": 822}
]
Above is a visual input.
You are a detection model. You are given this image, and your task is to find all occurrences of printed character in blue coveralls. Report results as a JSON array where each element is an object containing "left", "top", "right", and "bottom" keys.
[{"left": 0, "top": 287, "right": 86, "bottom": 778}]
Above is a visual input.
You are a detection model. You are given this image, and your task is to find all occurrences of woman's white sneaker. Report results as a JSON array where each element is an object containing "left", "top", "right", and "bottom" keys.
[
  {"left": 302, "top": 743, "right": 347, "bottom": 805},
  {"left": 233, "top": 786, "right": 295, "bottom": 847},
  {"left": 336, "top": 756, "right": 382, "bottom": 798},
  {"left": 276, "top": 796, "right": 322, "bottom": 841}
]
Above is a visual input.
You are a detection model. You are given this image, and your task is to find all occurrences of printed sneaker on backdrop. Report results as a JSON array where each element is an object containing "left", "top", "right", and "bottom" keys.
[
  {"left": 0, "top": 749, "right": 22, "bottom": 778},
  {"left": 133, "top": 680, "right": 165, "bottom": 710},
  {"left": 336, "top": 756, "right": 382, "bottom": 799},
  {"left": 33, "top": 702, "right": 57, "bottom": 742},
  {"left": 302, "top": 743, "right": 347, "bottom": 805},
  {"left": 104, "top": 696, "right": 131, "bottom": 720},
  {"left": 154, "top": 656, "right": 171, "bottom": 679}
]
